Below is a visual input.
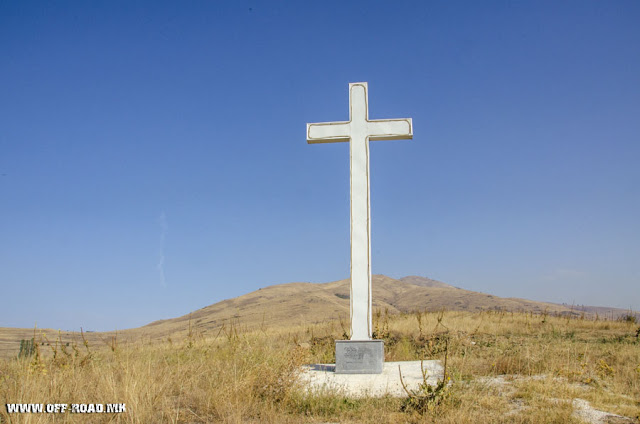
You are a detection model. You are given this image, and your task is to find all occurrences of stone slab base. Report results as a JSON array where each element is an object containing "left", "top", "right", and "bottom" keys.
[
  {"left": 335, "top": 340, "right": 384, "bottom": 374},
  {"left": 299, "top": 360, "right": 445, "bottom": 398}
]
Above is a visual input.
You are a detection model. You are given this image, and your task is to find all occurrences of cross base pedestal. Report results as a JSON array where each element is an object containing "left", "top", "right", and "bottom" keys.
[{"left": 335, "top": 340, "right": 384, "bottom": 374}]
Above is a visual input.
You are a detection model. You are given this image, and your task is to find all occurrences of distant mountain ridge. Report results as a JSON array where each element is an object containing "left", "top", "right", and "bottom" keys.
[
  {"left": 134, "top": 274, "right": 634, "bottom": 340},
  {"left": 399, "top": 275, "right": 453, "bottom": 289},
  {"left": 0, "top": 274, "right": 635, "bottom": 359}
]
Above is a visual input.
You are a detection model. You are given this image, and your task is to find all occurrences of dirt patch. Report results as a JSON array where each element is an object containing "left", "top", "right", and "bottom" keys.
[{"left": 572, "top": 398, "right": 636, "bottom": 424}]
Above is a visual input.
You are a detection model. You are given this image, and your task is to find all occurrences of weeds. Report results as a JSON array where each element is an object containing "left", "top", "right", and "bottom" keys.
[
  {"left": 372, "top": 307, "right": 390, "bottom": 340},
  {"left": 619, "top": 313, "right": 638, "bottom": 324},
  {"left": 18, "top": 338, "right": 35, "bottom": 359},
  {"left": 1, "top": 310, "right": 639, "bottom": 423},
  {"left": 400, "top": 338, "right": 450, "bottom": 415}
]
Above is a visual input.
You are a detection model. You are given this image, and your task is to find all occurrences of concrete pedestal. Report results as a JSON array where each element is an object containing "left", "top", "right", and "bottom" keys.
[
  {"left": 335, "top": 340, "right": 384, "bottom": 374},
  {"left": 300, "top": 360, "right": 445, "bottom": 397}
]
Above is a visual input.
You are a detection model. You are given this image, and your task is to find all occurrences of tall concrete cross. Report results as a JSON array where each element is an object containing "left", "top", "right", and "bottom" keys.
[{"left": 307, "top": 82, "right": 413, "bottom": 341}]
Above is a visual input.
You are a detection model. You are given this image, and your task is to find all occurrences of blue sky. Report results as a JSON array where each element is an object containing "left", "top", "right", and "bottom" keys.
[{"left": 1, "top": 1, "right": 638, "bottom": 331}]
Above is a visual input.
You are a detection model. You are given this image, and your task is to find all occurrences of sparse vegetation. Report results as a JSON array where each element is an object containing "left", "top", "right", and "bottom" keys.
[
  {"left": 1, "top": 309, "right": 639, "bottom": 423},
  {"left": 18, "top": 338, "right": 35, "bottom": 359},
  {"left": 620, "top": 313, "right": 638, "bottom": 325},
  {"left": 400, "top": 341, "right": 451, "bottom": 415}
]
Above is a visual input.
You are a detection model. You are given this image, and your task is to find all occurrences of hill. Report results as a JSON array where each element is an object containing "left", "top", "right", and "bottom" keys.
[
  {"left": 0, "top": 275, "right": 634, "bottom": 359},
  {"left": 132, "top": 274, "right": 632, "bottom": 340},
  {"left": 399, "top": 275, "right": 453, "bottom": 288}
]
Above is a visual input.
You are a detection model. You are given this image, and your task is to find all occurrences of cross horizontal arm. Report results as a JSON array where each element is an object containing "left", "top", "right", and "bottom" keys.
[
  {"left": 307, "top": 121, "right": 351, "bottom": 144},
  {"left": 368, "top": 118, "right": 413, "bottom": 141}
]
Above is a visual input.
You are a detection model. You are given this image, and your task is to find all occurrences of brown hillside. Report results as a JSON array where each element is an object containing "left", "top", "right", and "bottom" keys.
[
  {"left": 399, "top": 275, "right": 453, "bottom": 288},
  {"left": 129, "top": 275, "right": 613, "bottom": 340},
  {"left": 0, "top": 275, "right": 633, "bottom": 359}
]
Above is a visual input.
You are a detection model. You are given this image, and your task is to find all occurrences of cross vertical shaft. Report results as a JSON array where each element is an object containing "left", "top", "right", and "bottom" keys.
[
  {"left": 349, "top": 83, "right": 373, "bottom": 340},
  {"left": 307, "top": 82, "right": 413, "bottom": 341}
]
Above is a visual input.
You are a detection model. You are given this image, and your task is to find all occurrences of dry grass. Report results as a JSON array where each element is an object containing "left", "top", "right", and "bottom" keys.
[{"left": 1, "top": 310, "right": 639, "bottom": 423}]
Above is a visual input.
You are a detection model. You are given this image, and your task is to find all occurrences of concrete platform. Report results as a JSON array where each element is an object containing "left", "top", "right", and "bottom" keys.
[{"left": 299, "top": 360, "right": 444, "bottom": 398}]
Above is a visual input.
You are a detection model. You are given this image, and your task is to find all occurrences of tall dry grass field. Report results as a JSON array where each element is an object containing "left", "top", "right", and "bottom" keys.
[{"left": 1, "top": 310, "right": 638, "bottom": 423}]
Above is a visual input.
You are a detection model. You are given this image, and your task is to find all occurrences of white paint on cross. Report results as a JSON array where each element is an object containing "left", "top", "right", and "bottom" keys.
[{"left": 307, "top": 82, "right": 413, "bottom": 340}]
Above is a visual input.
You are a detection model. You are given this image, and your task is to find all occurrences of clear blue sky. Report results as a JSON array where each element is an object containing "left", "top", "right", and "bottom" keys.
[{"left": 1, "top": 1, "right": 638, "bottom": 331}]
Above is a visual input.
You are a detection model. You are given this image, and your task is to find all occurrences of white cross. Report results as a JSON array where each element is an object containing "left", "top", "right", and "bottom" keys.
[{"left": 307, "top": 82, "right": 413, "bottom": 340}]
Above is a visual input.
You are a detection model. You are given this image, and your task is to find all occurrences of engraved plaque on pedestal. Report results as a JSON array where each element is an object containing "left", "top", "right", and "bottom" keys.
[{"left": 335, "top": 340, "right": 384, "bottom": 374}]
